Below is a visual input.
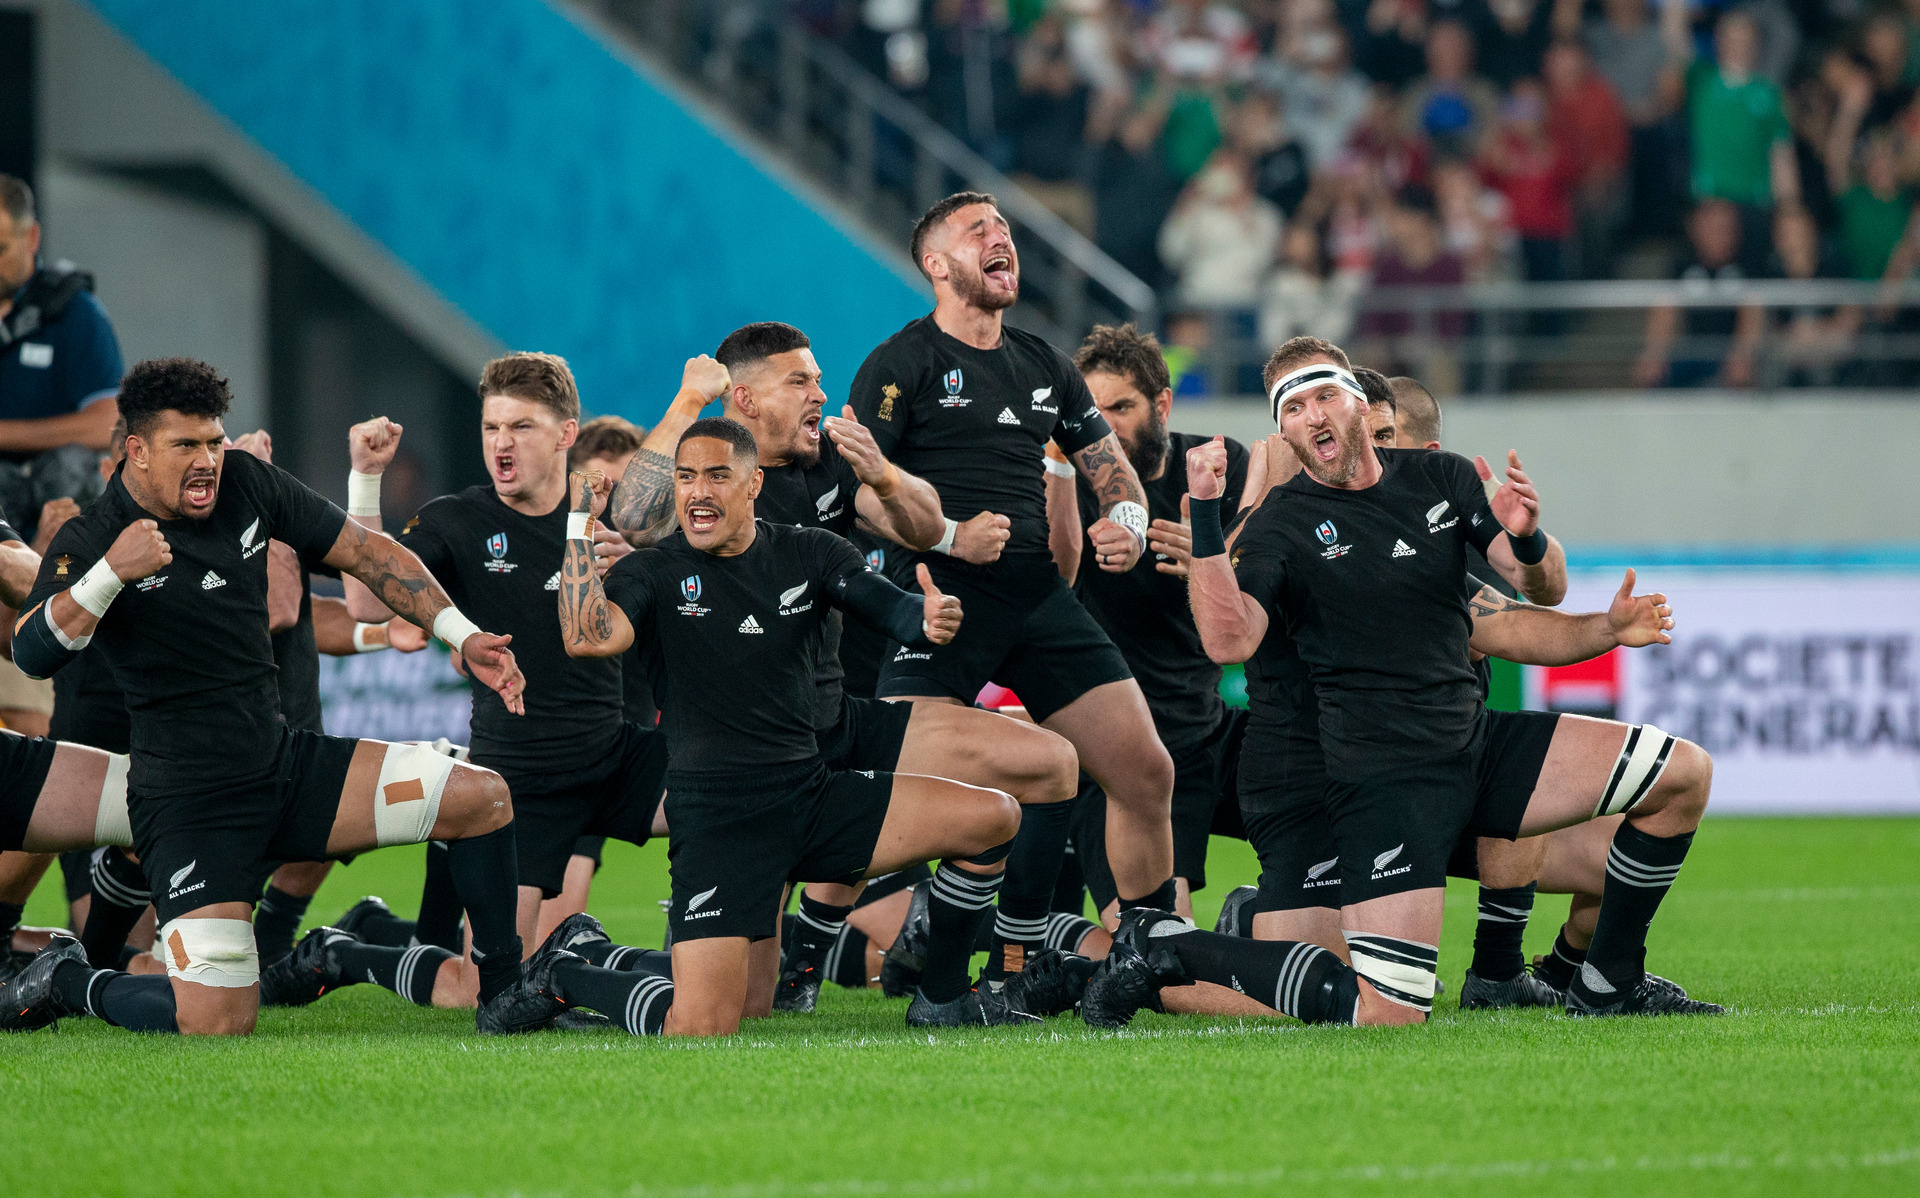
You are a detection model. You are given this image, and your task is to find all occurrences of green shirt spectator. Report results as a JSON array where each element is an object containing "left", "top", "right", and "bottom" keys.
[
  {"left": 1162, "top": 89, "right": 1223, "bottom": 182},
  {"left": 1838, "top": 184, "right": 1913, "bottom": 278},
  {"left": 1685, "top": 58, "right": 1790, "bottom": 205}
]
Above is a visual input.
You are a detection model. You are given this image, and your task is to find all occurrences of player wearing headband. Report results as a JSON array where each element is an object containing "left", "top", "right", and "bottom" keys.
[
  {"left": 2, "top": 357, "right": 541, "bottom": 1037},
  {"left": 847, "top": 193, "right": 1180, "bottom": 967}
]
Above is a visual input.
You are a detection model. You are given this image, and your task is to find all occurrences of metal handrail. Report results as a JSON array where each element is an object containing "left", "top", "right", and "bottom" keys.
[{"left": 1357, "top": 278, "right": 1920, "bottom": 311}]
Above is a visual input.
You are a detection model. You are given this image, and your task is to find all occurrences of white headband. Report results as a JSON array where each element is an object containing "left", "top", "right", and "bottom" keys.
[{"left": 1268, "top": 363, "right": 1366, "bottom": 424}]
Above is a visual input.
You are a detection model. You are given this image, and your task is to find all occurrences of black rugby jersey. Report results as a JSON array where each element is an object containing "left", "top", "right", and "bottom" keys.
[
  {"left": 1075, "top": 430, "right": 1246, "bottom": 752},
  {"left": 1230, "top": 448, "right": 1502, "bottom": 781},
  {"left": 605, "top": 521, "right": 903, "bottom": 775},
  {"left": 752, "top": 433, "right": 863, "bottom": 729},
  {"left": 399, "top": 487, "right": 624, "bottom": 772},
  {"left": 850, "top": 316, "right": 1110, "bottom": 569},
  {"left": 271, "top": 560, "right": 324, "bottom": 734},
  {"left": 24, "top": 452, "right": 347, "bottom": 797}
]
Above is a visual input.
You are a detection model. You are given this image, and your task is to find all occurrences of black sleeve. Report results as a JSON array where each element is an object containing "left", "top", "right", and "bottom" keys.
[
  {"left": 1050, "top": 355, "right": 1112, "bottom": 455},
  {"left": 817, "top": 530, "right": 929, "bottom": 647},
  {"left": 603, "top": 552, "right": 658, "bottom": 633},
  {"left": 1444, "top": 452, "right": 1502, "bottom": 556},
  {"left": 396, "top": 504, "right": 457, "bottom": 587},
  {"left": 14, "top": 519, "right": 110, "bottom": 679},
  {"left": 1220, "top": 438, "right": 1251, "bottom": 513},
  {"left": 251, "top": 454, "right": 349, "bottom": 559},
  {"left": 848, "top": 338, "right": 915, "bottom": 458},
  {"left": 1230, "top": 508, "right": 1288, "bottom": 610}
]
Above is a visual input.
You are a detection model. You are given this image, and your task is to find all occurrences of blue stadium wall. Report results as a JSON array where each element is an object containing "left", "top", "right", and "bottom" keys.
[{"left": 84, "top": 0, "right": 928, "bottom": 421}]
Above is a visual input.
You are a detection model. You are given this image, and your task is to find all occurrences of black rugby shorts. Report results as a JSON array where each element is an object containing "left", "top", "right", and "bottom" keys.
[{"left": 483, "top": 722, "right": 669, "bottom": 898}]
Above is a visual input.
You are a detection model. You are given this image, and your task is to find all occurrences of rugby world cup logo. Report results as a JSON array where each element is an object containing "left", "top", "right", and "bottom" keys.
[
  {"left": 943, "top": 368, "right": 964, "bottom": 396},
  {"left": 1315, "top": 520, "right": 1338, "bottom": 546},
  {"left": 682, "top": 575, "right": 702, "bottom": 602},
  {"left": 866, "top": 548, "right": 886, "bottom": 571},
  {"left": 486, "top": 532, "right": 508, "bottom": 560}
]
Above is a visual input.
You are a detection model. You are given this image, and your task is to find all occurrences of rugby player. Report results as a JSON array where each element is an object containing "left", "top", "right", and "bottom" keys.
[
  {"left": 1136, "top": 337, "right": 1718, "bottom": 1024},
  {"left": 848, "top": 193, "right": 1177, "bottom": 988},
  {"left": 298, "top": 353, "right": 670, "bottom": 1010},
  {"left": 609, "top": 322, "right": 1077, "bottom": 1016},
  {"left": 554, "top": 417, "right": 1060, "bottom": 1034},
  {"left": 0, "top": 357, "right": 542, "bottom": 1036}
]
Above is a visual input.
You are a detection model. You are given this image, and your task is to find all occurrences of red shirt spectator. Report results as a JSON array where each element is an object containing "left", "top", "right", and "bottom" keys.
[
  {"left": 1480, "top": 81, "right": 1578, "bottom": 240},
  {"left": 1544, "top": 42, "right": 1630, "bottom": 191}
]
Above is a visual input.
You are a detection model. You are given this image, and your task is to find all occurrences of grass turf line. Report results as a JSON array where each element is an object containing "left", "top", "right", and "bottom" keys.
[{"left": 3, "top": 817, "right": 1916, "bottom": 1198}]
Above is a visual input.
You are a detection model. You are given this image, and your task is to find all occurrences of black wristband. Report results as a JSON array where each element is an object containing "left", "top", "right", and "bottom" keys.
[
  {"left": 1507, "top": 527, "right": 1549, "bottom": 565},
  {"left": 1190, "top": 495, "right": 1226, "bottom": 559}
]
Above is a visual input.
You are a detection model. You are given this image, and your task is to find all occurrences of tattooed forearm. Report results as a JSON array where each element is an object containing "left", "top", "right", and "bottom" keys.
[
  {"left": 1468, "top": 585, "right": 1546, "bottom": 620},
  {"left": 610, "top": 448, "right": 679, "bottom": 545},
  {"left": 332, "top": 521, "right": 450, "bottom": 630},
  {"left": 1072, "top": 433, "right": 1147, "bottom": 515},
  {"left": 558, "top": 534, "right": 615, "bottom": 649}
]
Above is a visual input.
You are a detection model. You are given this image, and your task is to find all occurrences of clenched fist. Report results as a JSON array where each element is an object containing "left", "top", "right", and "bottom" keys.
[
  {"left": 105, "top": 520, "right": 171, "bottom": 583},
  {"left": 349, "top": 417, "right": 404, "bottom": 475}
]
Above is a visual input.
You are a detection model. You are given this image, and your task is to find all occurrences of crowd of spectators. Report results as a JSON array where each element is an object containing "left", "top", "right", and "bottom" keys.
[{"left": 809, "top": 0, "right": 1920, "bottom": 389}]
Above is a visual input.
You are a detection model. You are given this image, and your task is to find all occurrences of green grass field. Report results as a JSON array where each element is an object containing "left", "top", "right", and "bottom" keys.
[{"left": 4, "top": 817, "right": 1917, "bottom": 1198}]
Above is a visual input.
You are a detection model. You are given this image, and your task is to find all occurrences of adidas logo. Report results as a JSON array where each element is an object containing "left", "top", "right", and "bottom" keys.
[
  {"left": 544, "top": 571, "right": 560, "bottom": 592},
  {"left": 1392, "top": 539, "right": 1417, "bottom": 558},
  {"left": 201, "top": 570, "right": 226, "bottom": 590},
  {"left": 738, "top": 615, "right": 763, "bottom": 634},
  {"left": 997, "top": 407, "right": 1020, "bottom": 425}
]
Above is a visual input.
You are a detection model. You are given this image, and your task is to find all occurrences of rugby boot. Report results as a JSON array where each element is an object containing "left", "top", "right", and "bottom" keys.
[
  {"left": 259, "top": 926, "right": 355, "bottom": 1008},
  {"left": 906, "top": 982, "right": 1040, "bottom": 1028},
  {"left": 772, "top": 961, "right": 823, "bottom": 1013},
  {"left": 1530, "top": 951, "right": 1577, "bottom": 993},
  {"left": 878, "top": 880, "right": 931, "bottom": 998},
  {"left": 1080, "top": 910, "right": 1192, "bottom": 1029},
  {"left": 1566, "top": 966, "right": 1724, "bottom": 1017},
  {"left": 544, "top": 911, "right": 613, "bottom": 956},
  {"left": 551, "top": 1008, "right": 613, "bottom": 1031},
  {"left": 1213, "top": 885, "right": 1260, "bottom": 938},
  {"left": 334, "top": 895, "right": 394, "bottom": 939},
  {"left": 477, "top": 944, "right": 577, "bottom": 1035},
  {"left": 1001, "top": 947, "right": 1094, "bottom": 1018},
  {"left": 0, "top": 936, "right": 86, "bottom": 1031},
  {"left": 1459, "top": 967, "right": 1564, "bottom": 1010}
]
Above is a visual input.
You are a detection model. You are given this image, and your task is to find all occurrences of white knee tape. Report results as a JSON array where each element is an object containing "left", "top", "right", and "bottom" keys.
[
  {"left": 372, "top": 740, "right": 456, "bottom": 847},
  {"left": 1344, "top": 932, "right": 1439, "bottom": 1013},
  {"left": 93, "top": 752, "right": 132, "bottom": 847},
  {"left": 159, "top": 917, "right": 259, "bottom": 988},
  {"left": 1594, "top": 724, "right": 1676, "bottom": 818}
]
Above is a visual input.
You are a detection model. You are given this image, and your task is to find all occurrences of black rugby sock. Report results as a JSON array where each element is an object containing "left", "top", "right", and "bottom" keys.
[
  {"left": 1118, "top": 876, "right": 1178, "bottom": 914},
  {"left": 1534, "top": 926, "right": 1588, "bottom": 991},
  {"left": 1470, "top": 883, "right": 1536, "bottom": 982},
  {"left": 1043, "top": 911, "right": 1100, "bottom": 955},
  {"left": 856, "top": 864, "right": 930, "bottom": 907},
  {"left": 79, "top": 850, "right": 150, "bottom": 970},
  {"left": 0, "top": 900, "right": 22, "bottom": 949},
  {"left": 1051, "top": 842, "right": 1088, "bottom": 915},
  {"left": 827, "top": 925, "right": 871, "bottom": 989},
  {"left": 990, "top": 798, "right": 1074, "bottom": 981},
  {"left": 789, "top": 893, "right": 853, "bottom": 972},
  {"left": 1158, "top": 925, "right": 1355, "bottom": 1023},
  {"left": 253, "top": 885, "right": 313, "bottom": 966},
  {"left": 53, "top": 961, "right": 178, "bottom": 1033},
  {"left": 552, "top": 959, "right": 674, "bottom": 1034},
  {"left": 1578, "top": 824, "right": 1695, "bottom": 998},
  {"left": 354, "top": 911, "right": 418, "bottom": 949},
  {"left": 575, "top": 941, "right": 673, "bottom": 977},
  {"left": 413, "top": 841, "right": 465, "bottom": 953},
  {"left": 924, "top": 862, "right": 1003, "bottom": 1003},
  {"left": 335, "top": 940, "right": 455, "bottom": 1005},
  {"left": 444, "top": 823, "right": 523, "bottom": 1003}
]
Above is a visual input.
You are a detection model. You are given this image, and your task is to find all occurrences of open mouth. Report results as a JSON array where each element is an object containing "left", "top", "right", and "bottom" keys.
[
  {"left": 685, "top": 503, "right": 721, "bottom": 534},
  {"left": 982, "top": 253, "right": 1016, "bottom": 292},
  {"left": 1312, "top": 430, "right": 1340, "bottom": 463},
  {"left": 183, "top": 474, "right": 217, "bottom": 510},
  {"left": 492, "top": 454, "right": 517, "bottom": 485},
  {"left": 802, "top": 412, "right": 821, "bottom": 442}
]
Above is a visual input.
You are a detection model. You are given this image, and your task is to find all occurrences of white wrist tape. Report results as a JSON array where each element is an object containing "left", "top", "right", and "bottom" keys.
[
  {"left": 1109, "top": 500, "right": 1149, "bottom": 550},
  {"left": 1042, "top": 456, "right": 1075, "bottom": 478},
  {"left": 566, "top": 510, "right": 593, "bottom": 541},
  {"left": 932, "top": 518, "right": 960, "bottom": 555},
  {"left": 352, "top": 622, "right": 390, "bottom": 653},
  {"left": 347, "top": 470, "right": 383, "bottom": 517},
  {"left": 432, "top": 607, "right": 483, "bottom": 653},
  {"left": 71, "top": 557, "right": 124, "bottom": 618}
]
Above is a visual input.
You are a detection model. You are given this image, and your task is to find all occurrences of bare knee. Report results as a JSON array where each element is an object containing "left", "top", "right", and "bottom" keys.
[
  {"left": 443, "top": 769, "right": 513, "bottom": 837},
  {"left": 983, "top": 788, "right": 1021, "bottom": 847},
  {"left": 667, "top": 1000, "right": 744, "bottom": 1037},
  {"left": 175, "top": 1001, "right": 258, "bottom": 1037},
  {"left": 1640, "top": 740, "right": 1711, "bottom": 829},
  {"left": 1110, "top": 741, "right": 1174, "bottom": 813}
]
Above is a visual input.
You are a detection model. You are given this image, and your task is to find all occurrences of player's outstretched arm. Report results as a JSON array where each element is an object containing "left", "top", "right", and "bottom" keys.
[
  {"left": 340, "top": 416, "right": 404, "bottom": 622},
  {"left": 1478, "top": 450, "right": 1567, "bottom": 605},
  {"left": 831, "top": 560, "right": 962, "bottom": 646},
  {"left": 1184, "top": 437, "right": 1270, "bottom": 664},
  {"left": 833, "top": 404, "right": 945, "bottom": 550},
  {"left": 609, "top": 356, "right": 730, "bottom": 546},
  {"left": 1071, "top": 431, "right": 1150, "bottom": 573},
  {"left": 323, "top": 517, "right": 527, "bottom": 714},
  {"left": 558, "top": 470, "right": 636, "bottom": 658},
  {"left": 310, "top": 595, "right": 426, "bottom": 656},
  {"left": 12, "top": 520, "right": 172, "bottom": 679},
  {"left": 1465, "top": 569, "right": 1672, "bottom": 666}
]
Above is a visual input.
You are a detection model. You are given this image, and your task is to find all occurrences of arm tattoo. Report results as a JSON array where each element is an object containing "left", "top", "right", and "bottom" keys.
[
  {"left": 337, "top": 520, "right": 450, "bottom": 629},
  {"left": 1468, "top": 585, "right": 1545, "bottom": 619},
  {"left": 1073, "top": 434, "right": 1147, "bottom": 515},
  {"left": 610, "top": 448, "right": 679, "bottom": 545},
  {"left": 558, "top": 535, "right": 615, "bottom": 649}
]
